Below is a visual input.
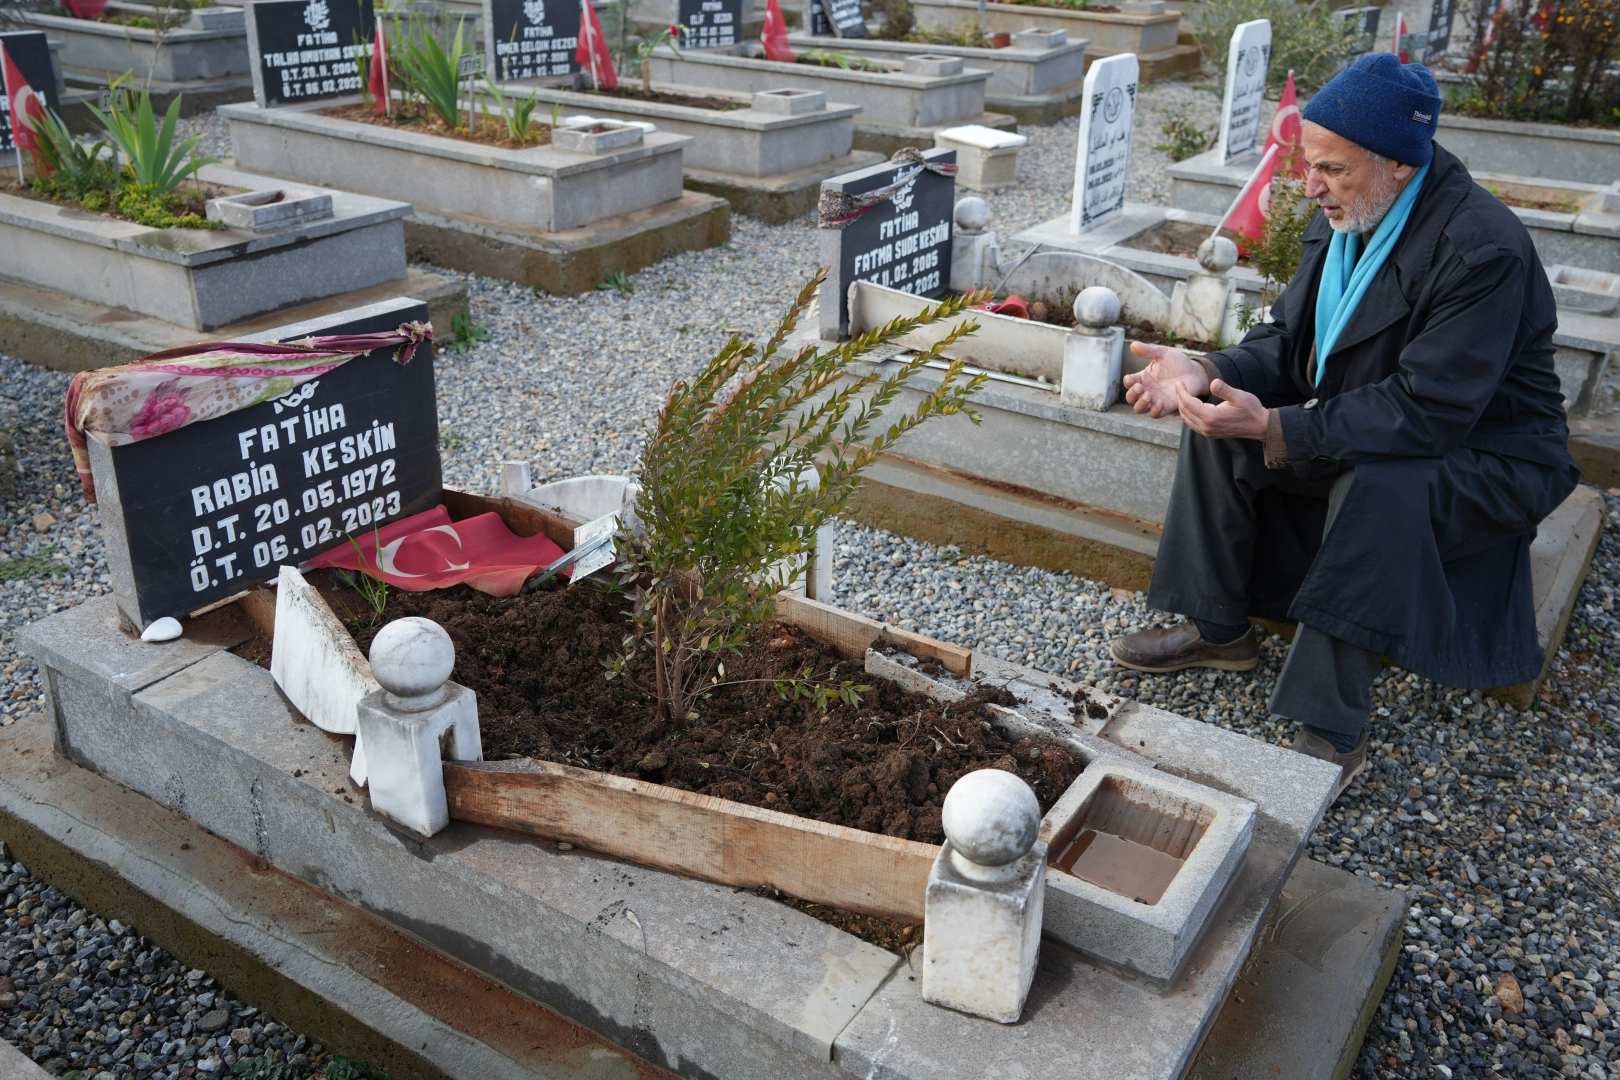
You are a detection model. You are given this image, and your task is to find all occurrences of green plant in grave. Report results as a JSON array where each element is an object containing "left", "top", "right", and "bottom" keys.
[
  {"left": 609, "top": 269, "right": 988, "bottom": 723},
  {"left": 86, "top": 85, "right": 218, "bottom": 194},
  {"left": 1154, "top": 110, "right": 1215, "bottom": 162},
  {"left": 631, "top": 23, "right": 683, "bottom": 92},
  {"left": 1192, "top": 0, "right": 1357, "bottom": 93},
  {"left": 598, "top": 269, "right": 635, "bottom": 296},
  {"left": 447, "top": 309, "right": 491, "bottom": 352},
  {"left": 25, "top": 107, "right": 117, "bottom": 202},
  {"left": 481, "top": 75, "right": 541, "bottom": 141},
  {"left": 396, "top": 17, "right": 472, "bottom": 129}
]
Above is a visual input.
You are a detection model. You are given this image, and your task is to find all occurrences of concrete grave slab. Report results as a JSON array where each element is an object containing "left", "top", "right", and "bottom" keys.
[
  {"left": 0, "top": 165, "right": 410, "bottom": 332},
  {"left": 0, "top": 696, "right": 1398, "bottom": 1080}
]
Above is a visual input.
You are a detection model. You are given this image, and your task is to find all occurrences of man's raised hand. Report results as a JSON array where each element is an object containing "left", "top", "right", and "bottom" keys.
[{"left": 1122, "top": 342, "right": 1210, "bottom": 418}]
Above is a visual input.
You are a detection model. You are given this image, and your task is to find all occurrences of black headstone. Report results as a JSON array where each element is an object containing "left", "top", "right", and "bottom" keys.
[
  {"left": 0, "top": 31, "right": 60, "bottom": 153},
  {"left": 93, "top": 301, "right": 443, "bottom": 626},
  {"left": 486, "top": 0, "right": 581, "bottom": 81},
  {"left": 824, "top": 0, "right": 866, "bottom": 37},
  {"left": 677, "top": 0, "right": 743, "bottom": 49},
  {"left": 820, "top": 148, "right": 954, "bottom": 338},
  {"left": 1423, "top": 0, "right": 1455, "bottom": 64},
  {"left": 246, "top": 0, "right": 375, "bottom": 109}
]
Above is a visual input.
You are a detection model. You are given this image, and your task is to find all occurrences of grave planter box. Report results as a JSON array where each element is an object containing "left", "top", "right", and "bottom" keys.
[
  {"left": 220, "top": 100, "right": 731, "bottom": 291},
  {"left": 492, "top": 85, "right": 877, "bottom": 221},
  {"left": 222, "top": 101, "right": 686, "bottom": 232},
  {"left": 1436, "top": 114, "right": 1620, "bottom": 187},
  {"left": 643, "top": 46, "right": 1015, "bottom": 153},
  {"left": 908, "top": 0, "right": 1196, "bottom": 78},
  {"left": 0, "top": 180, "right": 409, "bottom": 331},
  {"left": 783, "top": 28, "right": 1090, "bottom": 124},
  {"left": 20, "top": 6, "right": 250, "bottom": 86}
]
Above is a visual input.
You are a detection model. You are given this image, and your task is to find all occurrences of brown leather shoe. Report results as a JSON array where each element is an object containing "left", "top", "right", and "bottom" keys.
[
  {"left": 1289, "top": 727, "right": 1368, "bottom": 801},
  {"left": 1108, "top": 621, "right": 1259, "bottom": 673}
]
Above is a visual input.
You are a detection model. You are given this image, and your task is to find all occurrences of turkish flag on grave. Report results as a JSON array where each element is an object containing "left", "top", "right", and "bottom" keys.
[
  {"left": 1, "top": 43, "right": 47, "bottom": 161},
  {"left": 368, "top": 22, "right": 390, "bottom": 116},
  {"left": 577, "top": 0, "right": 618, "bottom": 90},
  {"left": 1217, "top": 142, "right": 1279, "bottom": 256},
  {"left": 59, "top": 0, "right": 109, "bottom": 18},
  {"left": 1392, "top": 12, "right": 1410, "bottom": 63},
  {"left": 762, "top": 0, "right": 796, "bottom": 62},
  {"left": 306, "top": 505, "right": 568, "bottom": 597},
  {"left": 1263, "top": 70, "right": 1303, "bottom": 179}
]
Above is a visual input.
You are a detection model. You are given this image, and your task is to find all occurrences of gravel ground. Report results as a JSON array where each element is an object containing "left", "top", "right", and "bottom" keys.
[{"left": 0, "top": 78, "right": 1613, "bottom": 1080}]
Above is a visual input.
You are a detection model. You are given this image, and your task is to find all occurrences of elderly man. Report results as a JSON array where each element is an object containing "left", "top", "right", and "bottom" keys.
[{"left": 1109, "top": 54, "right": 1578, "bottom": 796}]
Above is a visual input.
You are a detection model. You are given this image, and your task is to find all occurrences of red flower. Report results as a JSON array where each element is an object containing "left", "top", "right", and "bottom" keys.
[{"left": 129, "top": 384, "right": 191, "bottom": 440}]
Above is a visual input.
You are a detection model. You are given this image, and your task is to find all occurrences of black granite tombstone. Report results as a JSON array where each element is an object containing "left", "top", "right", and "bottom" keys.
[
  {"left": 486, "top": 0, "right": 581, "bottom": 81},
  {"left": 678, "top": 0, "right": 743, "bottom": 49},
  {"left": 246, "top": 0, "right": 375, "bottom": 109},
  {"left": 91, "top": 300, "right": 443, "bottom": 627},
  {"left": 0, "top": 31, "right": 59, "bottom": 153}
]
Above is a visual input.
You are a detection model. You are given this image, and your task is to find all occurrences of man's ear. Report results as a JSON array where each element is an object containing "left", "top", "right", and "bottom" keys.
[{"left": 1391, "top": 160, "right": 1419, "bottom": 182}]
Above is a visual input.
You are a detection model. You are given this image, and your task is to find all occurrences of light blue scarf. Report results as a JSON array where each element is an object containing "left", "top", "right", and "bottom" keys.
[{"left": 1312, "top": 162, "right": 1430, "bottom": 385}]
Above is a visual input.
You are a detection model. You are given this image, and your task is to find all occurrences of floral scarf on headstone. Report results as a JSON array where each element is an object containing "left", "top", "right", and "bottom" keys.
[{"left": 64, "top": 322, "right": 432, "bottom": 503}]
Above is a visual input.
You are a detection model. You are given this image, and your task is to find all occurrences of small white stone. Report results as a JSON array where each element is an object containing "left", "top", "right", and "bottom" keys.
[
  {"left": 369, "top": 617, "right": 455, "bottom": 702},
  {"left": 140, "top": 616, "right": 182, "bottom": 642},
  {"left": 941, "top": 769, "right": 1040, "bottom": 867},
  {"left": 1072, "top": 286, "right": 1121, "bottom": 330},
  {"left": 953, "top": 196, "right": 990, "bottom": 232},
  {"left": 1197, "top": 236, "right": 1239, "bottom": 274}
]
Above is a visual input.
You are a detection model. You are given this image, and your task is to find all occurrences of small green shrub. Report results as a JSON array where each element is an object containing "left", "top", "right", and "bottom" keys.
[
  {"left": 1249, "top": 143, "right": 1313, "bottom": 309},
  {"left": 447, "top": 309, "right": 491, "bottom": 352},
  {"left": 114, "top": 182, "right": 217, "bottom": 228},
  {"left": 87, "top": 86, "right": 218, "bottom": 195},
  {"left": 0, "top": 547, "right": 66, "bottom": 583},
  {"left": 1452, "top": 0, "right": 1620, "bottom": 127},
  {"left": 230, "top": 1056, "right": 303, "bottom": 1079},
  {"left": 26, "top": 107, "right": 116, "bottom": 201},
  {"left": 610, "top": 270, "right": 987, "bottom": 723},
  {"left": 598, "top": 269, "right": 635, "bottom": 296},
  {"left": 870, "top": 0, "right": 916, "bottom": 39},
  {"left": 1154, "top": 111, "right": 1215, "bottom": 162},
  {"left": 396, "top": 18, "right": 473, "bottom": 129},
  {"left": 481, "top": 75, "right": 542, "bottom": 141},
  {"left": 323, "top": 1055, "right": 391, "bottom": 1080},
  {"left": 1193, "top": 0, "right": 1357, "bottom": 93}
]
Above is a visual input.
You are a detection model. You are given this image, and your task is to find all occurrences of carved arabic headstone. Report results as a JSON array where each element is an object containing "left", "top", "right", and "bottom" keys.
[
  {"left": 1215, "top": 19, "right": 1269, "bottom": 166},
  {"left": 1069, "top": 52, "right": 1137, "bottom": 234}
]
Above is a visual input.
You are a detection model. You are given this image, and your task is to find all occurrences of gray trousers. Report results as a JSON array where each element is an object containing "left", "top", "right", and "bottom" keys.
[{"left": 1147, "top": 428, "right": 1382, "bottom": 739}]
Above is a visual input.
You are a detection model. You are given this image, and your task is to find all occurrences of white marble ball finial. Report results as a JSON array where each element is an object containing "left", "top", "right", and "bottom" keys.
[
  {"left": 954, "top": 196, "right": 990, "bottom": 233},
  {"left": 369, "top": 617, "right": 455, "bottom": 711},
  {"left": 941, "top": 769, "right": 1041, "bottom": 878},
  {"left": 1197, "top": 236, "right": 1239, "bottom": 275},
  {"left": 1072, "top": 285, "right": 1121, "bottom": 331}
]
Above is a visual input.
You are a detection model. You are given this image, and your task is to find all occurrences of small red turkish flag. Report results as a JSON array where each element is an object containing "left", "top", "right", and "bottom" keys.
[
  {"left": 762, "top": 0, "right": 796, "bottom": 62},
  {"left": 576, "top": 0, "right": 618, "bottom": 90},
  {"left": 60, "top": 0, "right": 109, "bottom": 18},
  {"left": 1, "top": 44, "right": 47, "bottom": 158},
  {"left": 1264, "top": 70, "right": 1303, "bottom": 179},
  {"left": 368, "top": 22, "right": 390, "bottom": 116},
  {"left": 307, "top": 505, "right": 568, "bottom": 597},
  {"left": 1392, "top": 12, "right": 1410, "bottom": 63},
  {"left": 1217, "top": 142, "right": 1278, "bottom": 256}
]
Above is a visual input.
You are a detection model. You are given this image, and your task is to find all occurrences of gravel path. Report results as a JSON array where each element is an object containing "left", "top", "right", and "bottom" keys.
[{"left": 0, "top": 80, "right": 1613, "bottom": 1080}]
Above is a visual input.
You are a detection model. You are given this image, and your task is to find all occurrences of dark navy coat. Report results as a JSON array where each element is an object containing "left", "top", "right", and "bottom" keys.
[{"left": 1208, "top": 141, "right": 1580, "bottom": 688}]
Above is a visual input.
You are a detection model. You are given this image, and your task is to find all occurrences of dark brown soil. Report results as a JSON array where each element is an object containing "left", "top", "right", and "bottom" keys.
[
  {"left": 757, "top": 887, "right": 921, "bottom": 953},
  {"left": 586, "top": 86, "right": 748, "bottom": 111},
  {"left": 1123, "top": 322, "right": 1221, "bottom": 353},
  {"left": 342, "top": 581, "right": 1084, "bottom": 846},
  {"left": 319, "top": 103, "right": 553, "bottom": 149}
]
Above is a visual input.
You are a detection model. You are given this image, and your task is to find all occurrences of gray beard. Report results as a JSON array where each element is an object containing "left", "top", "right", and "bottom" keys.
[{"left": 1327, "top": 181, "right": 1401, "bottom": 235}]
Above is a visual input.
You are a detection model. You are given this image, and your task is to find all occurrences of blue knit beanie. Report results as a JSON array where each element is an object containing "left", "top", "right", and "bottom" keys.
[{"left": 1300, "top": 53, "right": 1443, "bottom": 167}]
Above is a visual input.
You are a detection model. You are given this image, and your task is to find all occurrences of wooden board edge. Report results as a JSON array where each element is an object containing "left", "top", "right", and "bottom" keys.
[
  {"left": 774, "top": 591, "right": 972, "bottom": 676},
  {"left": 238, "top": 586, "right": 278, "bottom": 640},
  {"left": 444, "top": 759, "right": 935, "bottom": 922},
  {"left": 443, "top": 486, "right": 583, "bottom": 550}
]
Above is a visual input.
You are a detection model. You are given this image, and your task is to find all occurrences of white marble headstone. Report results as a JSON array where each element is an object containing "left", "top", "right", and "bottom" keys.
[
  {"left": 1216, "top": 19, "right": 1271, "bottom": 166},
  {"left": 1069, "top": 52, "right": 1139, "bottom": 234}
]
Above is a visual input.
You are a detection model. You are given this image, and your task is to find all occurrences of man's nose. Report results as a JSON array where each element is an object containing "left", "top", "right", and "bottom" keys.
[{"left": 1305, "top": 176, "right": 1328, "bottom": 200}]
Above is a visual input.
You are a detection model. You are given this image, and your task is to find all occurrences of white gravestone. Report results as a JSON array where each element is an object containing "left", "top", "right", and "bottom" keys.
[
  {"left": 1215, "top": 19, "right": 1271, "bottom": 167},
  {"left": 1069, "top": 52, "right": 1138, "bottom": 235}
]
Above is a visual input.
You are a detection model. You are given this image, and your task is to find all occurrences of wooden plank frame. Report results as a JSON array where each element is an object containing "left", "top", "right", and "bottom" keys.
[{"left": 246, "top": 486, "right": 1036, "bottom": 923}]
